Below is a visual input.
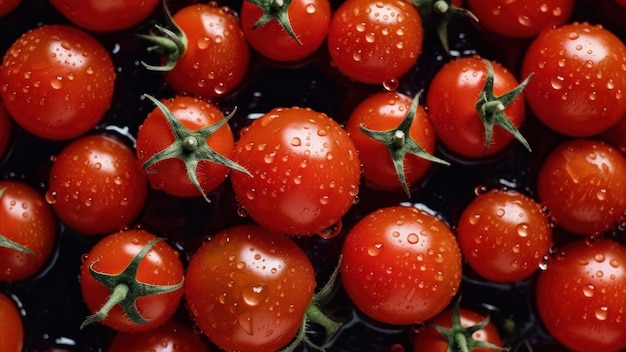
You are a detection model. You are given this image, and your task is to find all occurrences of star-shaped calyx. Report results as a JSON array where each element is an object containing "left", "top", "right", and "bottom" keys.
[
  {"left": 412, "top": 0, "right": 478, "bottom": 54},
  {"left": 138, "top": 0, "right": 187, "bottom": 71},
  {"left": 0, "top": 187, "right": 34, "bottom": 255},
  {"left": 246, "top": 0, "right": 302, "bottom": 44}
]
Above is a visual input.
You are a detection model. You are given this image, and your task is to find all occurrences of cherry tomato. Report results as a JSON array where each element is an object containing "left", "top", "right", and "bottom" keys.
[
  {"left": 50, "top": 0, "right": 160, "bottom": 32},
  {"left": 521, "top": 22, "right": 626, "bottom": 137},
  {"left": 327, "top": 0, "right": 423, "bottom": 84},
  {"left": 0, "top": 24, "right": 116, "bottom": 140},
  {"left": 185, "top": 224, "right": 316, "bottom": 352},
  {"left": 536, "top": 139, "right": 626, "bottom": 236},
  {"left": 47, "top": 134, "right": 148, "bottom": 235},
  {"left": 456, "top": 188, "right": 553, "bottom": 282},
  {"left": 600, "top": 114, "right": 626, "bottom": 153},
  {"left": 0, "top": 104, "right": 10, "bottom": 158},
  {"left": 107, "top": 318, "right": 210, "bottom": 352},
  {"left": 0, "top": 181, "right": 58, "bottom": 282},
  {"left": 0, "top": 292, "right": 23, "bottom": 352},
  {"left": 341, "top": 205, "right": 462, "bottom": 325},
  {"left": 0, "top": 0, "right": 20, "bottom": 17},
  {"left": 80, "top": 229, "right": 185, "bottom": 333},
  {"left": 240, "top": 0, "right": 331, "bottom": 62},
  {"left": 536, "top": 239, "right": 626, "bottom": 352},
  {"left": 231, "top": 106, "right": 361, "bottom": 236}
]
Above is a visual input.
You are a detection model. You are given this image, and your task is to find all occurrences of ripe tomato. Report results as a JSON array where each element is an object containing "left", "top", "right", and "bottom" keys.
[
  {"left": 107, "top": 318, "right": 210, "bottom": 352},
  {"left": 0, "top": 292, "right": 23, "bottom": 352},
  {"left": 341, "top": 205, "right": 462, "bottom": 325},
  {"left": 240, "top": 0, "right": 331, "bottom": 62},
  {"left": 47, "top": 134, "right": 148, "bottom": 235},
  {"left": 600, "top": 114, "right": 626, "bottom": 153},
  {"left": 536, "top": 239, "right": 626, "bottom": 352},
  {"left": 466, "top": 0, "right": 574, "bottom": 38},
  {"left": 521, "top": 22, "right": 626, "bottom": 137},
  {"left": 327, "top": 0, "right": 423, "bottom": 84},
  {"left": 0, "top": 181, "right": 58, "bottom": 282},
  {"left": 0, "top": 0, "right": 20, "bottom": 17},
  {"left": 0, "top": 104, "right": 10, "bottom": 158},
  {"left": 230, "top": 106, "right": 361, "bottom": 236},
  {"left": 456, "top": 188, "right": 553, "bottom": 282},
  {"left": 185, "top": 224, "right": 316, "bottom": 352},
  {"left": 0, "top": 24, "right": 116, "bottom": 140},
  {"left": 426, "top": 56, "right": 530, "bottom": 158},
  {"left": 80, "top": 229, "right": 185, "bottom": 333},
  {"left": 50, "top": 0, "right": 160, "bottom": 32},
  {"left": 536, "top": 139, "right": 626, "bottom": 236}
]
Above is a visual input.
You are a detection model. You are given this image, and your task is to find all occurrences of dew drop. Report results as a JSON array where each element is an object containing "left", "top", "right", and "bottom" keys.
[
  {"left": 595, "top": 306, "right": 608, "bottom": 321},
  {"left": 305, "top": 3, "right": 316, "bottom": 13},
  {"left": 368, "top": 243, "right": 384, "bottom": 256},
  {"left": 407, "top": 233, "right": 419, "bottom": 244},
  {"left": 45, "top": 191, "right": 57, "bottom": 204},
  {"left": 516, "top": 223, "right": 529, "bottom": 237},
  {"left": 568, "top": 32, "right": 580, "bottom": 40},
  {"left": 242, "top": 285, "right": 267, "bottom": 306},
  {"left": 583, "top": 284, "right": 595, "bottom": 297}
]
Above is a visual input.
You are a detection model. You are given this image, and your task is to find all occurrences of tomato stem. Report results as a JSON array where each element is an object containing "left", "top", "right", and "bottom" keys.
[
  {"left": 412, "top": 0, "right": 478, "bottom": 54},
  {"left": 0, "top": 234, "right": 35, "bottom": 255},
  {"left": 138, "top": 0, "right": 187, "bottom": 71},
  {"left": 246, "top": 0, "right": 303, "bottom": 45},
  {"left": 81, "top": 283, "right": 129, "bottom": 329}
]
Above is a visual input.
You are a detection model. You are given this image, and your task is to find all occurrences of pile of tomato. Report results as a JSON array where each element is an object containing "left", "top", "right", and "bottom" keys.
[{"left": 1, "top": 0, "right": 626, "bottom": 351}]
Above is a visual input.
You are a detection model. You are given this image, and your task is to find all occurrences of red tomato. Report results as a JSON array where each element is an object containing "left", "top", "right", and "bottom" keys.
[
  {"left": 0, "top": 181, "right": 58, "bottom": 282},
  {"left": 231, "top": 106, "right": 361, "bottom": 236},
  {"left": 426, "top": 56, "right": 529, "bottom": 158},
  {"left": 600, "top": 114, "right": 626, "bottom": 153},
  {"left": 240, "top": 0, "right": 331, "bottom": 62},
  {"left": 536, "top": 139, "right": 626, "bottom": 236},
  {"left": 0, "top": 0, "right": 20, "bottom": 17},
  {"left": 0, "top": 25, "right": 116, "bottom": 140},
  {"left": 327, "top": 0, "right": 423, "bottom": 84},
  {"left": 47, "top": 134, "right": 148, "bottom": 235},
  {"left": 521, "top": 22, "right": 626, "bottom": 137},
  {"left": 50, "top": 0, "right": 160, "bottom": 32},
  {"left": 0, "top": 292, "right": 23, "bottom": 352},
  {"left": 107, "top": 318, "right": 210, "bottom": 352},
  {"left": 456, "top": 188, "right": 553, "bottom": 282},
  {"left": 466, "top": 0, "right": 574, "bottom": 38},
  {"left": 536, "top": 239, "right": 626, "bottom": 352},
  {"left": 185, "top": 224, "right": 316, "bottom": 352},
  {"left": 341, "top": 205, "right": 462, "bottom": 325},
  {"left": 0, "top": 104, "right": 10, "bottom": 158},
  {"left": 80, "top": 229, "right": 185, "bottom": 333}
]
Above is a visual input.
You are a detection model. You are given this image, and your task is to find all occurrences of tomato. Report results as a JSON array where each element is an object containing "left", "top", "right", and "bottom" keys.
[
  {"left": 0, "top": 0, "right": 20, "bottom": 17},
  {"left": 0, "top": 104, "right": 10, "bottom": 159},
  {"left": 185, "top": 224, "right": 316, "bottom": 352},
  {"left": 536, "top": 139, "right": 626, "bottom": 236},
  {"left": 0, "top": 292, "right": 23, "bottom": 352},
  {"left": 240, "top": 0, "right": 331, "bottom": 62},
  {"left": 0, "top": 24, "right": 116, "bottom": 140},
  {"left": 80, "top": 229, "right": 184, "bottom": 333},
  {"left": 521, "top": 22, "right": 626, "bottom": 137},
  {"left": 600, "top": 114, "right": 626, "bottom": 153},
  {"left": 341, "top": 205, "right": 462, "bottom": 325},
  {"left": 50, "top": 0, "right": 160, "bottom": 32},
  {"left": 47, "top": 134, "right": 148, "bottom": 236},
  {"left": 0, "top": 181, "right": 58, "bottom": 282},
  {"left": 535, "top": 239, "right": 626, "bottom": 352},
  {"left": 136, "top": 95, "right": 247, "bottom": 201},
  {"left": 230, "top": 106, "right": 361, "bottom": 236},
  {"left": 345, "top": 91, "right": 446, "bottom": 196},
  {"left": 426, "top": 56, "right": 530, "bottom": 158},
  {"left": 466, "top": 0, "right": 574, "bottom": 38},
  {"left": 327, "top": 0, "right": 423, "bottom": 84},
  {"left": 456, "top": 187, "right": 553, "bottom": 282},
  {"left": 107, "top": 318, "right": 210, "bottom": 352}
]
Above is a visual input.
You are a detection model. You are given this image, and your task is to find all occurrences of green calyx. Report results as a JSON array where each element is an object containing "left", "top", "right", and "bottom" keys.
[
  {"left": 138, "top": 0, "right": 187, "bottom": 71},
  {"left": 476, "top": 59, "right": 533, "bottom": 155},
  {"left": 412, "top": 0, "right": 478, "bottom": 54},
  {"left": 142, "top": 94, "right": 252, "bottom": 203},
  {"left": 80, "top": 238, "right": 184, "bottom": 329},
  {"left": 246, "top": 0, "right": 302, "bottom": 45},
  {"left": 359, "top": 94, "right": 450, "bottom": 199},
  {"left": 0, "top": 187, "right": 35, "bottom": 255}
]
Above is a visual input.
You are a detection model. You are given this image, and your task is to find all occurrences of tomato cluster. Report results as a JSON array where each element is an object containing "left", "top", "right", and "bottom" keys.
[{"left": 1, "top": 0, "right": 626, "bottom": 351}]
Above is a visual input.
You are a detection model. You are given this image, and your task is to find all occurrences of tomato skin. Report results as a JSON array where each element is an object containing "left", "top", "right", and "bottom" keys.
[
  {"left": 341, "top": 205, "right": 462, "bottom": 325},
  {"left": 0, "top": 292, "right": 23, "bottom": 352},
  {"left": 50, "top": 0, "right": 160, "bottom": 32},
  {"left": 466, "top": 0, "right": 574, "bottom": 38},
  {"left": 327, "top": 0, "right": 423, "bottom": 84},
  {"left": 345, "top": 92, "right": 436, "bottom": 192},
  {"left": 167, "top": 3, "right": 250, "bottom": 98},
  {"left": 185, "top": 224, "right": 316, "bottom": 352},
  {"left": 0, "top": 104, "right": 10, "bottom": 158},
  {"left": 107, "top": 318, "right": 210, "bottom": 352},
  {"left": 0, "top": 181, "right": 58, "bottom": 282},
  {"left": 231, "top": 107, "right": 361, "bottom": 236},
  {"left": 426, "top": 56, "right": 526, "bottom": 158},
  {"left": 521, "top": 22, "right": 626, "bottom": 137},
  {"left": 240, "top": 0, "right": 331, "bottom": 62},
  {"left": 0, "top": 0, "right": 20, "bottom": 17},
  {"left": 80, "top": 229, "right": 185, "bottom": 333},
  {"left": 536, "top": 239, "right": 626, "bottom": 352},
  {"left": 48, "top": 134, "right": 148, "bottom": 235},
  {"left": 0, "top": 25, "right": 116, "bottom": 140},
  {"left": 536, "top": 139, "right": 626, "bottom": 236}
]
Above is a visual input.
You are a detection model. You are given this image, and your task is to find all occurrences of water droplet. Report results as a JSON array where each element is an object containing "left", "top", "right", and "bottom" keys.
[
  {"left": 290, "top": 137, "right": 301, "bottom": 146},
  {"left": 383, "top": 78, "right": 399, "bottom": 92},
  {"left": 407, "top": 233, "right": 419, "bottom": 244},
  {"left": 197, "top": 37, "right": 211, "bottom": 49},
  {"left": 568, "top": 32, "right": 580, "bottom": 40},
  {"left": 595, "top": 306, "right": 608, "bottom": 321},
  {"left": 551, "top": 76, "right": 565, "bottom": 89},
  {"left": 516, "top": 223, "right": 529, "bottom": 237},
  {"left": 352, "top": 51, "right": 362, "bottom": 62},
  {"left": 238, "top": 312, "right": 254, "bottom": 335},
  {"left": 595, "top": 253, "right": 606, "bottom": 262},
  {"left": 368, "top": 243, "right": 384, "bottom": 256},
  {"left": 583, "top": 284, "right": 595, "bottom": 297},
  {"left": 242, "top": 285, "right": 267, "bottom": 306},
  {"left": 517, "top": 15, "right": 532, "bottom": 26},
  {"left": 318, "top": 221, "right": 342, "bottom": 239},
  {"left": 305, "top": 3, "right": 316, "bottom": 13},
  {"left": 50, "top": 76, "right": 63, "bottom": 89}
]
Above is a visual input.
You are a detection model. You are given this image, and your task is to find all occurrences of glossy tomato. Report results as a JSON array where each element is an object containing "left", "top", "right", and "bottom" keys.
[
  {"left": 521, "top": 22, "right": 626, "bottom": 137},
  {"left": 0, "top": 292, "right": 23, "bottom": 352},
  {"left": 341, "top": 205, "right": 462, "bottom": 325},
  {"left": 80, "top": 229, "right": 184, "bottom": 333},
  {"left": 0, "top": 24, "right": 115, "bottom": 140},
  {"left": 108, "top": 318, "right": 210, "bottom": 352},
  {"left": 185, "top": 224, "right": 316, "bottom": 352},
  {"left": 327, "top": 0, "right": 423, "bottom": 84},
  {"left": 536, "top": 139, "right": 626, "bottom": 236},
  {"left": 536, "top": 239, "right": 626, "bottom": 352},
  {"left": 231, "top": 106, "right": 361, "bottom": 236},
  {"left": 0, "top": 103, "right": 10, "bottom": 158},
  {"left": 0, "top": 181, "right": 58, "bottom": 282},
  {"left": 50, "top": 0, "right": 160, "bottom": 32},
  {"left": 47, "top": 134, "right": 148, "bottom": 235}
]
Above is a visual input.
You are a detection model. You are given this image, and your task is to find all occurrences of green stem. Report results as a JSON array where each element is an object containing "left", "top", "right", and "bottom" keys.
[{"left": 81, "top": 284, "right": 129, "bottom": 329}]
